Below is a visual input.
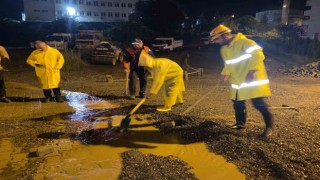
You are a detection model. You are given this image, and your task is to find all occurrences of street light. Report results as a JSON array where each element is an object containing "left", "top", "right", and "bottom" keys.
[{"left": 67, "top": 7, "right": 76, "bottom": 16}]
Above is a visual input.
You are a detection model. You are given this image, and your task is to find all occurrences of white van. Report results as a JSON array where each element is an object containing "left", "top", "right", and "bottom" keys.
[{"left": 152, "top": 37, "right": 183, "bottom": 51}]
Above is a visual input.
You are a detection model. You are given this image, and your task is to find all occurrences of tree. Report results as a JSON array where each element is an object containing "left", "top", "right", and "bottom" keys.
[
  {"left": 131, "top": 0, "right": 185, "bottom": 36},
  {"left": 235, "top": 15, "right": 259, "bottom": 34},
  {"left": 107, "top": 21, "right": 158, "bottom": 48}
]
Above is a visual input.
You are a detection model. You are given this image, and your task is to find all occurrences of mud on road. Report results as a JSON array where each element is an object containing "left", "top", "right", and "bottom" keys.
[{"left": 1, "top": 47, "right": 320, "bottom": 179}]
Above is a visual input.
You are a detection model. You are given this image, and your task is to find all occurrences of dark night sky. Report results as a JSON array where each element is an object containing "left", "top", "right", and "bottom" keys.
[
  {"left": 179, "top": 0, "right": 307, "bottom": 18},
  {"left": 0, "top": 0, "right": 306, "bottom": 20},
  {"left": 0, "top": 0, "right": 24, "bottom": 20}
]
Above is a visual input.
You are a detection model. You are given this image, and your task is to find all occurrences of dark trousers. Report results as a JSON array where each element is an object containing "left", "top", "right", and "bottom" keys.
[
  {"left": 43, "top": 88, "right": 61, "bottom": 98},
  {"left": 233, "top": 97, "right": 273, "bottom": 129},
  {"left": 0, "top": 71, "right": 6, "bottom": 98},
  {"left": 129, "top": 68, "right": 148, "bottom": 96}
]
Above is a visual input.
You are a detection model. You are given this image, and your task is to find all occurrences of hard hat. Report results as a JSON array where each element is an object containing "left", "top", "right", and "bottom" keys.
[
  {"left": 138, "top": 50, "right": 154, "bottom": 68},
  {"left": 209, "top": 25, "right": 231, "bottom": 40},
  {"left": 131, "top": 38, "right": 143, "bottom": 45}
]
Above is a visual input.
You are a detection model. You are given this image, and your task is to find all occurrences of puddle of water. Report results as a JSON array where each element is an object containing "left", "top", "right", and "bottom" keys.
[
  {"left": 35, "top": 116, "right": 244, "bottom": 179},
  {"left": 116, "top": 117, "right": 245, "bottom": 180}
]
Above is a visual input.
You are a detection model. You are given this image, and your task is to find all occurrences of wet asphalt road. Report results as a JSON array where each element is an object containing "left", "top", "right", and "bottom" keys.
[{"left": 1, "top": 47, "right": 320, "bottom": 179}]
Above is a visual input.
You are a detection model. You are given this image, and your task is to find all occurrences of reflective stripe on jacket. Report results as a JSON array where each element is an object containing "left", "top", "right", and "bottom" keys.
[{"left": 220, "top": 33, "right": 271, "bottom": 100}]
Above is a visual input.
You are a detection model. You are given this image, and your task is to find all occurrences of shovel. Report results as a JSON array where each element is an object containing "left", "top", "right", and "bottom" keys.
[
  {"left": 124, "top": 72, "right": 129, "bottom": 96},
  {"left": 119, "top": 97, "right": 146, "bottom": 132},
  {"left": 269, "top": 105, "right": 299, "bottom": 112}
]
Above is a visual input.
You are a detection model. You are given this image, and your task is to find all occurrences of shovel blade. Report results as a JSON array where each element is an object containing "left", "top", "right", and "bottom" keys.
[{"left": 119, "top": 115, "right": 131, "bottom": 131}]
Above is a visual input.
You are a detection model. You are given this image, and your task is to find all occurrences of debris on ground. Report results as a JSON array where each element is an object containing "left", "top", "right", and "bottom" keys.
[
  {"left": 281, "top": 61, "right": 320, "bottom": 78},
  {"left": 119, "top": 149, "right": 197, "bottom": 180}
]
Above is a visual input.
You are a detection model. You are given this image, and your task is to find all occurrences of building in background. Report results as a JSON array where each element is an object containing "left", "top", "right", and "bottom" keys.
[
  {"left": 23, "top": 0, "right": 138, "bottom": 22},
  {"left": 22, "top": 0, "right": 56, "bottom": 22},
  {"left": 303, "top": 0, "right": 320, "bottom": 40}
]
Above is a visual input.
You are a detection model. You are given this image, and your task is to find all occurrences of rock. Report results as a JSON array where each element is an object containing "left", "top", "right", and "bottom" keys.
[{"left": 160, "top": 121, "right": 175, "bottom": 128}]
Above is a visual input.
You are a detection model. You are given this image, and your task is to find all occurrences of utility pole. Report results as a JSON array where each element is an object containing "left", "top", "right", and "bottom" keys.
[{"left": 281, "top": 0, "right": 291, "bottom": 25}]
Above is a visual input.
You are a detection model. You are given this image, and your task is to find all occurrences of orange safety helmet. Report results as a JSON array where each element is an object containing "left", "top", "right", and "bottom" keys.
[{"left": 209, "top": 25, "right": 231, "bottom": 40}]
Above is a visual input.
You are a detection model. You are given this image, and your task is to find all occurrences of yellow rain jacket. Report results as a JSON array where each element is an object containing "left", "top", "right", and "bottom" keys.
[
  {"left": 0, "top": 46, "right": 9, "bottom": 71},
  {"left": 220, "top": 33, "right": 271, "bottom": 101},
  {"left": 139, "top": 51, "right": 185, "bottom": 107},
  {"left": 26, "top": 46, "right": 64, "bottom": 89}
]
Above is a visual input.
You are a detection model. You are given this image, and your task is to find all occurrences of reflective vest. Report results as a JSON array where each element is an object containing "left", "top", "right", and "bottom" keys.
[
  {"left": 124, "top": 46, "right": 151, "bottom": 70},
  {"left": 220, "top": 33, "right": 271, "bottom": 100}
]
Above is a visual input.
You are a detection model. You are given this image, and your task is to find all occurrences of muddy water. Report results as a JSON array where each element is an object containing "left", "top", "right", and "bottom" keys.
[{"left": 1, "top": 91, "right": 245, "bottom": 179}]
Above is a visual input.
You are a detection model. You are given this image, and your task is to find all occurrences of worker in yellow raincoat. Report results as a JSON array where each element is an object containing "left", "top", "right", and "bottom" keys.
[
  {"left": 26, "top": 41, "right": 64, "bottom": 103},
  {"left": 138, "top": 50, "right": 185, "bottom": 112},
  {"left": 0, "top": 45, "right": 11, "bottom": 103},
  {"left": 210, "top": 25, "right": 273, "bottom": 137}
]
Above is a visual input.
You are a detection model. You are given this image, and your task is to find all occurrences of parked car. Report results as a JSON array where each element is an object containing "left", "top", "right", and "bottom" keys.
[
  {"left": 75, "top": 30, "right": 103, "bottom": 49},
  {"left": 91, "top": 41, "right": 123, "bottom": 65},
  {"left": 45, "top": 33, "right": 72, "bottom": 50},
  {"left": 151, "top": 37, "right": 183, "bottom": 51}
]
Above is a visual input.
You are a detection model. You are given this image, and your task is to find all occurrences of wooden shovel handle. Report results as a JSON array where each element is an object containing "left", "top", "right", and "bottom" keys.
[
  {"left": 125, "top": 72, "right": 129, "bottom": 94},
  {"left": 129, "top": 98, "right": 146, "bottom": 115}
]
